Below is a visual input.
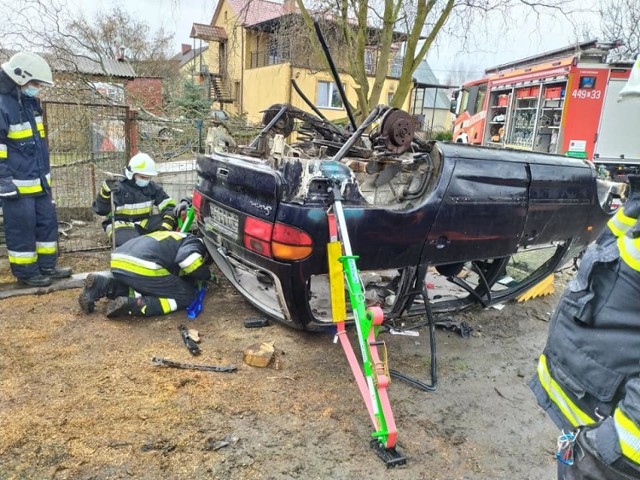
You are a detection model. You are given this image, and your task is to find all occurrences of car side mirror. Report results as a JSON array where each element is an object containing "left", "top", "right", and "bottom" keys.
[
  {"left": 449, "top": 89, "right": 460, "bottom": 115},
  {"left": 449, "top": 99, "right": 457, "bottom": 115}
]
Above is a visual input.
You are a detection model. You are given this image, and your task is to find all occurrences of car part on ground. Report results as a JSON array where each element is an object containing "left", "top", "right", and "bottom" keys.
[{"left": 151, "top": 356, "right": 237, "bottom": 373}]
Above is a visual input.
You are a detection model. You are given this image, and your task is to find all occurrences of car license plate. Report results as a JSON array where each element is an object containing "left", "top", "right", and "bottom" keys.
[{"left": 207, "top": 205, "right": 239, "bottom": 240}]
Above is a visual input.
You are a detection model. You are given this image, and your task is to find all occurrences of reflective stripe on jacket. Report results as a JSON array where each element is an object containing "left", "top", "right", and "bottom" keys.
[
  {"left": 0, "top": 71, "right": 52, "bottom": 196},
  {"left": 110, "top": 231, "right": 209, "bottom": 281},
  {"left": 607, "top": 208, "right": 637, "bottom": 238},
  {"left": 92, "top": 177, "right": 176, "bottom": 231},
  {"left": 530, "top": 235, "right": 640, "bottom": 471}
]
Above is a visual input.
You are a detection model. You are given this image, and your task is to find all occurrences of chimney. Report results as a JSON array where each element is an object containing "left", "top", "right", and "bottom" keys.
[
  {"left": 283, "top": 0, "right": 296, "bottom": 13},
  {"left": 115, "top": 44, "right": 125, "bottom": 61},
  {"left": 181, "top": 44, "right": 192, "bottom": 55}
]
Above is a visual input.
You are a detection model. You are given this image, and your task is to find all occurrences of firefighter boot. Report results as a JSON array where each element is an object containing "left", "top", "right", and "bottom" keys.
[
  {"left": 79, "top": 273, "right": 115, "bottom": 313},
  {"left": 18, "top": 274, "right": 52, "bottom": 287},
  {"left": 41, "top": 266, "right": 73, "bottom": 279},
  {"left": 106, "top": 296, "right": 146, "bottom": 318}
]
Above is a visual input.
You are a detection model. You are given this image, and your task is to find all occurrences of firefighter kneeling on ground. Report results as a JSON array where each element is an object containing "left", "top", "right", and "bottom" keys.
[
  {"left": 78, "top": 230, "right": 213, "bottom": 318},
  {"left": 530, "top": 185, "right": 640, "bottom": 479},
  {"left": 92, "top": 152, "right": 177, "bottom": 248}
]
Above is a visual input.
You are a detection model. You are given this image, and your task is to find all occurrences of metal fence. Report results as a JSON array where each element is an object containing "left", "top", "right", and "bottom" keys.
[
  {"left": 0, "top": 103, "right": 263, "bottom": 258},
  {"left": 45, "top": 101, "right": 131, "bottom": 253}
]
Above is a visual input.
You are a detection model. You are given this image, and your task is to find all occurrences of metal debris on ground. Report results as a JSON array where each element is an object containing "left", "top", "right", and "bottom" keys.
[
  {"left": 178, "top": 324, "right": 201, "bottom": 356},
  {"left": 243, "top": 316, "right": 270, "bottom": 328},
  {"left": 151, "top": 356, "right": 237, "bottom": 373},
  {"left": 204, "top": 433, "right": 239, "bottom": 451},
  {"left": 434, "top": 319, "right": 473, "bottom": 338}
]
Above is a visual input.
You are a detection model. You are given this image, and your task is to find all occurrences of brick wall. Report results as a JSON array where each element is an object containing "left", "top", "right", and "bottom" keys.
[{"left": 126, "top": 77, "right": 163, "bottom": 115}]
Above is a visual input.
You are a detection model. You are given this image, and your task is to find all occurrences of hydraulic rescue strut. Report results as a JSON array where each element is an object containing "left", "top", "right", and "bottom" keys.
[{"left": 326, "top": 180, "right": 406, "bottom": 467}]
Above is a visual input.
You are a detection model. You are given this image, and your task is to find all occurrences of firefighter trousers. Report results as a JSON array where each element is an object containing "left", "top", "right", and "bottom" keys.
[
  {"left": 112, "top": 271, "right": 198, "bottom": 316},
  {"left": 2, "top": 194, "right": 58, "bottom": 279}
]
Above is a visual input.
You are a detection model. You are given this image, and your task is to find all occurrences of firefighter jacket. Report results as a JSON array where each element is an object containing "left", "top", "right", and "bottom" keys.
[
  {"left": 599, "top": 174, "right": 640, "bottom": 247},
  {"left": 0, "top": 71, "right": 51, "bottom": 196},
  {"left": 530, "top": 229, "right": 640, "bottom": 475},
  {"left": 92, "top": 176, "right": 176, "bottom": 234},
  {"left": 110, "top": 231, "right": 210, "bottom": 283}
]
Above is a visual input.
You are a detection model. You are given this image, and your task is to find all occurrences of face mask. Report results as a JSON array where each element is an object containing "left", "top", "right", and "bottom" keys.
[
  {"left": 22, "top": 86, "right": 40, "bottom": 97},
  {"left": 135, "top": 179, "right": 150, "bottom": 188}
]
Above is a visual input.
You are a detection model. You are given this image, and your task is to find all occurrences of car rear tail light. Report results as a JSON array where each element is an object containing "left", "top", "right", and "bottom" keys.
[
  {"left": 242, "top": 217, "right": 313, "bottom": 261},
  {"left": 192, "top": 190, "right": 203, "bottom": 221},
  {"left": 272, "top": 223, "right": 313, "bottom": 261},
  {"left": 244, "top": 216, "right": 273, "bottom": 257}
]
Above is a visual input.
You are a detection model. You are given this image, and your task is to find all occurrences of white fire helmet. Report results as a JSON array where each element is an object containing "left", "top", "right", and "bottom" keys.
[
  {"left": 1, "top": 52, "right": 54, "bottom": 87},
  {"left": 125, "top": 152, "right": 158, "bottom": 180}
]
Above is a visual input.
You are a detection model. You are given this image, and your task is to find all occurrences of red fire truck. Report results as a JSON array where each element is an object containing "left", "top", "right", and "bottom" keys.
[{"left": 451, "top": 40, "right": 638, "bottom": 176}]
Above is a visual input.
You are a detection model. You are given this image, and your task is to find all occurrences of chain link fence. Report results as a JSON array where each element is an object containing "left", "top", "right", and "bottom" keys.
[
  {"left": 45, "top": 100, "right": 131, "bottom": 253},
  {"left": 0, "top": 102, "right": 262, "bottom": 258}
]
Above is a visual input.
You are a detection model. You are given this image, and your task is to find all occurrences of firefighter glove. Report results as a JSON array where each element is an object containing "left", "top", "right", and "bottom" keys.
[
  {"left": 173, "top": 198, "right": 191, "bottom": 218},
  {"left": 0, "top": 177, "right": 18, "bottom": 198},
  {"left": 104, "top": 179, "right": 120, "bottom": 193}
]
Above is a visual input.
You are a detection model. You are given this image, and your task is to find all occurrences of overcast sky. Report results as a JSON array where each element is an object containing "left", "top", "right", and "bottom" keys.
[{"left": 69, "top": 0, "right": 602, "bottom": 82}]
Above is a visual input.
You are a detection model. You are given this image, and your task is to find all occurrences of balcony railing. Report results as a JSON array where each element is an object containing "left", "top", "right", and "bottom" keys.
[
  {"left": 365, "top": 56, "right": 403, "bottom": 78},
  {"left": 249, "top": 48, "right": 404, "bottom": 78},
  {"left": 249, "top": 50, "right": 289, "bottom": 69}
]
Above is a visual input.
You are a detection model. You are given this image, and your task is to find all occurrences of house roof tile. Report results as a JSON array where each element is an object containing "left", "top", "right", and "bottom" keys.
[
  {"left": 190, "top": 23, "right": 228, "bottom": 41},
  {"left": 0, "top": 48, "right": 137, "bottom": 78},
  {"left": 56, "top": 56, "right": 137, "bottom": 78},
  {"left": 225, "top": 0, "right": 286, "bottom": 26}
]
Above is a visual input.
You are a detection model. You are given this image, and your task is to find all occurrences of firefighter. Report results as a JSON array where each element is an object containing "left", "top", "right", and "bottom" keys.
[
  {"left": 78, "top": 230, "right": 212, "bottom": 318},
  {"left": 92, "top": 152, "right": 177, "bottom": 247},
  {"left": 530, "top": 220, "right": 640, "bottom": 479},
  {"left": 0, "top": 51, "right": 72, "bottom": 287},
  {"left": 596, "top": 175, "right": 640, "bottom": 247}
]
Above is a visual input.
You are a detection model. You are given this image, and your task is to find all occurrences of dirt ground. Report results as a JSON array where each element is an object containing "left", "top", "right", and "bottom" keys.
[{"left": 0, "top": 251, "right": 567, "bottom": 480}]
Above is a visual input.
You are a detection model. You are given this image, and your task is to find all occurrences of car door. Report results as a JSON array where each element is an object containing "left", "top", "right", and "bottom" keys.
[{"left": 421, "top": 153, "right": 529, "bottom": 265}]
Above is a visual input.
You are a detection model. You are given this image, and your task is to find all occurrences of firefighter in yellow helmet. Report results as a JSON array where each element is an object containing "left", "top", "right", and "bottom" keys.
[{"left": 92, "top": 152, "right": 178, "bottom": 247}]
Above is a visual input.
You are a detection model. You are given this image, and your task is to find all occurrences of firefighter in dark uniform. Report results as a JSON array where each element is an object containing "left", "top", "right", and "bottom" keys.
[
  {"left": 530, "top": 217, "right": 640, "bottom": 479},
  {"left": 92, "top": 152, "right": 177, "bottom": 247},
  {"left": 598, "top": 175, "right": 640, "bottom": 245},
  {"left": 0, "top": 51, "right": 72, "bottom": 286},
  {"left": 78, "top": 231, "right": 211, "bottom": 318}
]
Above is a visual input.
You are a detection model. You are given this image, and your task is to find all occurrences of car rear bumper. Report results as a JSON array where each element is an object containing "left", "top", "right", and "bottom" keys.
[{"left": 203, "top": 236, "right": 333, "bottom": 332}]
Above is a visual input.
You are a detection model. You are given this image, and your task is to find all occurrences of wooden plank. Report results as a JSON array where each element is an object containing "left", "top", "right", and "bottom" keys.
[{"left": 0, "top": 271, "right": 109, "bottom": 300}]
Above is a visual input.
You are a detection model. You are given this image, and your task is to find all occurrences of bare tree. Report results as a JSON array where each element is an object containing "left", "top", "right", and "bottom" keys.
[
  {"left": 444, "top": 61, "right": 483, "bottom": 88},
  {"left": 0, "top": 0, "right": 180, "bottom": 106},
  {"left": 292, "top": 0, "right": 576, "bottom": 120},
  {"left": 599, "top": 0, "right": 639, "bottom": 60}
]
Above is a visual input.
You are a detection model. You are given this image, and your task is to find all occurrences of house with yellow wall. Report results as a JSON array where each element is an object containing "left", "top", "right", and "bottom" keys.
[{"left": 191, "top": 0, "right": 414, "bottom": 125}]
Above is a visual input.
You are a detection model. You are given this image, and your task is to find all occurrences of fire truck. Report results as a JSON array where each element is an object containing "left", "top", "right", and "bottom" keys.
[{"left": 451, "top": 40, "right": 638, "bottom": 177}]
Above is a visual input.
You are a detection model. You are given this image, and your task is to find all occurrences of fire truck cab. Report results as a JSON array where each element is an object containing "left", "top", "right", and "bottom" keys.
[{"left": 451, "top": 40, "right": 638, "bottom": 177}]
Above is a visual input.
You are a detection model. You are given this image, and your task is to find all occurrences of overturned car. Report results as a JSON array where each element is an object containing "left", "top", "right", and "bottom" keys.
[{"left": 192, "top": 103, "right": 622, "bottom": 331}]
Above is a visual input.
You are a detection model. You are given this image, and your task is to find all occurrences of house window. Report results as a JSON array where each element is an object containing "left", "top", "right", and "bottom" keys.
[
  {"left": 316, "top": 81, "right": 343, "bottom": 109},
  {"left": 365, "top": 49, "right": 376, "bottom": 75},
  {"left": 387, "top": 91, "right": 394, "bottom": 106}
]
